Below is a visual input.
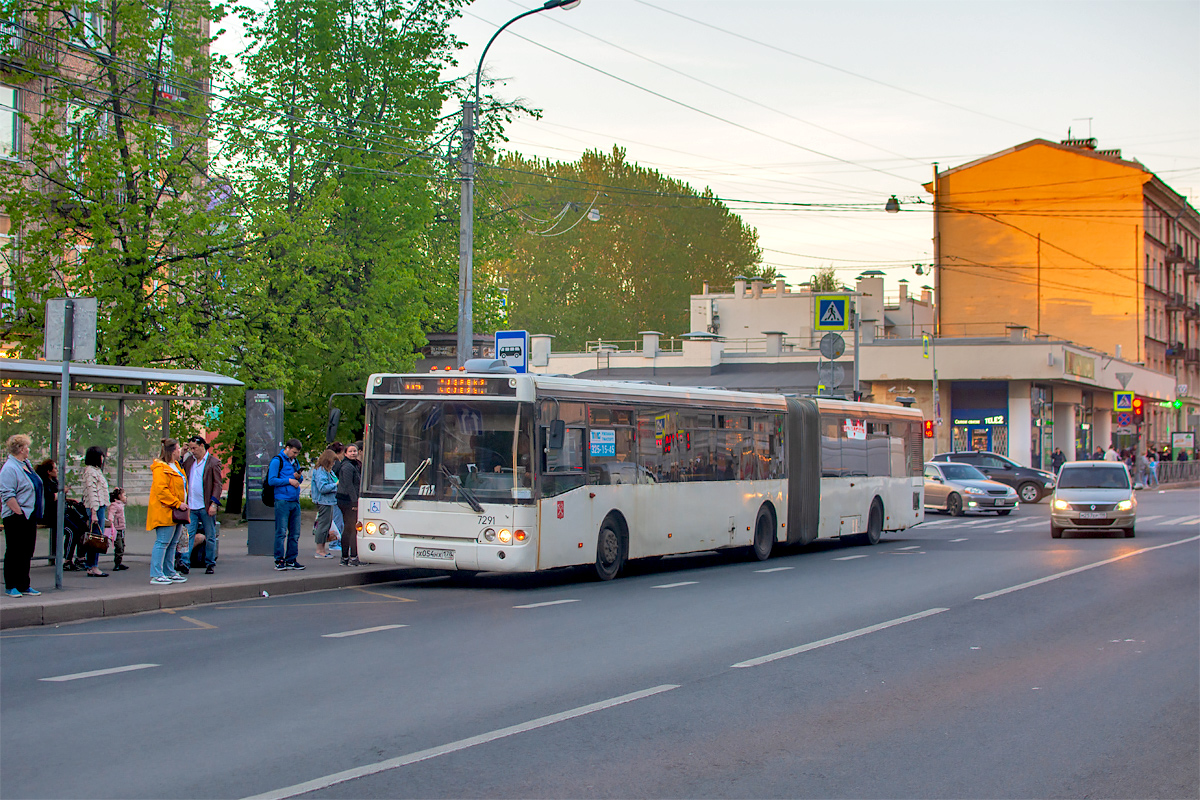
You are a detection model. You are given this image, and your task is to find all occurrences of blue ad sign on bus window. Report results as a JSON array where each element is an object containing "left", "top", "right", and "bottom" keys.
[
  {"left": 590, "top": 429, "right": 616, "bottom": 457},
  {"left": 495, "top": 330, "right": 529, "bottom": 373}
]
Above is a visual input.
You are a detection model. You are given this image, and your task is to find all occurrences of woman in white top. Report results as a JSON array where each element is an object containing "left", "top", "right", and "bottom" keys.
[{"left": 81, "top": 446, "right": 111, "bottom": 577}]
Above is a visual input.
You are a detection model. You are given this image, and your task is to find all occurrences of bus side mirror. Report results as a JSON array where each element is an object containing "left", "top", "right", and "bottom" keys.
[
  {"left": 325, "top": 407, "right": 341, "bottom": 444},
  {"left": 548, "top": 419, "right": 565, "bottom": 450}
]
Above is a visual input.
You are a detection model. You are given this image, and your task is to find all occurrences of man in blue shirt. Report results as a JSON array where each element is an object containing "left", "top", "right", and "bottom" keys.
[{"left": 268, "top": 439, "right": 305, "bottom": 570}]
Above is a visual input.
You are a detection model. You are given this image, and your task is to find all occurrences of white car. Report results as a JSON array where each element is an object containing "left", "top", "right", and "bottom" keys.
[{"left": 1050, "top": 462, "right": 1136, "bottom": 538}]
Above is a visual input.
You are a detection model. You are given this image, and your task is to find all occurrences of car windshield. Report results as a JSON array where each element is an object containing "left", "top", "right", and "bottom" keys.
[
  {"left": 363, "top": 400, "right": 535, "bottom": 505},
  {"left": 940, "top": 463, "right": 988, "bottom": 481},
  {"left": 1056, "top": 467, "right": 1130, "bottom": 489}
]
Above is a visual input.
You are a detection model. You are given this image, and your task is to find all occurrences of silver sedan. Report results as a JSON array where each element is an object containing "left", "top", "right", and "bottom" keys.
[
  {"left": 924, "top": 462, "right": 1019, "bottom": 516},
  {"left": 1050, "top": 462, "right": 1137, "bottom": 538}
]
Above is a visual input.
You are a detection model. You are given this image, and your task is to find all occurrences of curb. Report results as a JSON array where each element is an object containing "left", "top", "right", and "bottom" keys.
[{"left": 0, "top": 567, "right": 426, "bottom": 630}]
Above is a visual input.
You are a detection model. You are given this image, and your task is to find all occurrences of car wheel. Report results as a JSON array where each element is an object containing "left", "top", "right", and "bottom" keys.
[
  {"left": 594, "top": 517, "right": 626, "bottom": 581},
  {"left": 1124, "top": 527, "right": 1136, "bottom": 538},
  {"left": 1050, "top": 525, "right": 1063, "bottom": 539},
  {"left": 947, "top": 493, "right": 963, "bottom": 517},
  {"left": 750, "top": 506, "right": 775, "bottom": 561},
  {"left": 996, "top": 510, "right": 1012, "bottom": 516},
  {"left": 1018, "top": 482, "right": 1042, "bottom": 503}
]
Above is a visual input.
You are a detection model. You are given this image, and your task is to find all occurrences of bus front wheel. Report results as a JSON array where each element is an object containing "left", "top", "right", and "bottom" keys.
[{"left": 595, "top": 517, "right": 627, "bottom": 581}]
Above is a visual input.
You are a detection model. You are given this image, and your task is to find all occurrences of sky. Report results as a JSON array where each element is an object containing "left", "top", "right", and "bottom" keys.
[{"left": 218, "top": 0, "right": 1200, "bottom": 291}]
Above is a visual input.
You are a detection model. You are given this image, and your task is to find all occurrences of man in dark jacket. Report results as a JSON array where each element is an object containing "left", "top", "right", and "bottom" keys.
[
  {"left": 336, "top": 441, "right": 362, "bottom": 566},
  {"left": 1050, "top": 447, "right": 1066, "bottom": 474},
  {"left": 181, "top": 436, "right": 223, "bottom": 575}
]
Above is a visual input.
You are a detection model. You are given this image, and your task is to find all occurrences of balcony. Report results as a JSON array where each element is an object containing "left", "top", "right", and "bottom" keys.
[
  {"left": 0, "top": 24, "right": 56, "bottom": 72},
  {"left": 1186, "top": 258, "right": 1199, "bottom": 278},
  {"left": 1187, "top": 303, "right": 1200, "bottom": 321},
  {"left": 1165, "top": 343, "right": 1185, "bottom": 361},
  {"left": 1166, "top": 292, "right": 1188, "bottom": 312},
  {"left": 1186, "top": 349, "right": 1200, "bottom": 365},
  {"left": 1165, "top": 244, "right": 1187, "bottom": 265}
]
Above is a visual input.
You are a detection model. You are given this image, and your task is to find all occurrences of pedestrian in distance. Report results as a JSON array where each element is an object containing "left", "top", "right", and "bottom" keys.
[
  {"left": 1050, "top": 447, "right": 1066, "bottom": 474},
  {"left": 147, "top": 438, "right": 189, "bottom": 585},
  {"left": 34, "top": 459, "right": 58, "bottom": 566},
  {"left": 181, "top": 435, "right": 223, "bottom": 575},
  {"left": 268, "top": 438, "right": 305, "bottom": 571},
  {"left": 81, "top": 445, "right": 111, "bottom": 577},
  {"left": 1104, "top": 444, "right": 1119, "bottom": 462},
  {"left": 2, "top": 434, "right": 44, "bottom": 597},
  {"left": 328, "top": 442, "right": 345, "bottom": 549},
  {"left": 107, "top": 487, "right": 129, "bottom": 570},
  {"left": 310, "top": 448, "right": 339, "bottom": 558},
  {"left": 336, "top": 441, "right": 362, "bottom": 566}
]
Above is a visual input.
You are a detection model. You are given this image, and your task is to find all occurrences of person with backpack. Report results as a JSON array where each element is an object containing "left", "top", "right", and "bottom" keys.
[{"left": 267, "top": 439, "right": 305, "bottom": 571}]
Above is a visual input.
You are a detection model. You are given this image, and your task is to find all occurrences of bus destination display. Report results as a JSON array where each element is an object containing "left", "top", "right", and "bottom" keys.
[{"left": 381, "top": 376, "right": 515, "bottom": 396}]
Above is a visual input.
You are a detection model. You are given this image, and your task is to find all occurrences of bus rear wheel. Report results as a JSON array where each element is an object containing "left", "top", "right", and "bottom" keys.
[
  {"left": 595, "top": 517, "right": 627, "bottom": 581},
  {"left": 854, "top": 499, "right": 883, "bottom": 546},
  {"left": 750, "top": 507, "right": 775, "bottom": 561}
]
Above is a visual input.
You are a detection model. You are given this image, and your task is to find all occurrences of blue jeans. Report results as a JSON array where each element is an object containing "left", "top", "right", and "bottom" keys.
[
  {"left": 85, "top": 506, "right": 106, "bottom": 570},
  {"left": 188, "top": 509, "right": 218, "bottom": 566},
  {"left": 151, "top": 525, "right": 182, "bottom": 579},
  {"left": 274, "top": 499, "right": 300, "bottom": 563}
]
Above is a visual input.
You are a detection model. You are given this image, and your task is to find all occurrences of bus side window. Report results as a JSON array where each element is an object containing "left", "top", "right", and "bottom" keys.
[
  {"left": 866, "top": 421, "right": 891, "bottom": 477},
  {"left": 821, "top": 416, "right": 842, "bottom": 477},
  {"left": 540, "top": 426, "right": 585, "bottom": 497}
]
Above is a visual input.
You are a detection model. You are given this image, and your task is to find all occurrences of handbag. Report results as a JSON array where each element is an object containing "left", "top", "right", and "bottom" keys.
[
  {"left": 81, "top": 523, "right": 110, "bottom": 554},
  {"left": 172, "top": 506, "right": 190, "bottom": 524}
]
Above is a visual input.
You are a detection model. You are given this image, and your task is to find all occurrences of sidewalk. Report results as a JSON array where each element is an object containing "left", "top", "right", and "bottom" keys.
[{"left": 0, "top": 513, "right": 426, "bottom": 630}]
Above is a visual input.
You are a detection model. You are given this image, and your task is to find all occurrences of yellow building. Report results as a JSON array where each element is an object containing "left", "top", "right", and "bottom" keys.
[{"left": 928, "top": 138, "right": 1199, "bottom": 454}]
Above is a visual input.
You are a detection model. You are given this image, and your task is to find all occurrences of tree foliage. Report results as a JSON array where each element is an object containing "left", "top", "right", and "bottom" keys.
[
  {"left": 483, "top": 147, "right": 764, "bottom": 350},
  {"left": 809, "top": 265, "right": 842, "bottom": 292}
]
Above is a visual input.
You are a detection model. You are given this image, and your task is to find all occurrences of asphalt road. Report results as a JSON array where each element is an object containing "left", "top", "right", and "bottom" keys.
[{"left": 2, "top": 488, "right": 1197, "bottom": 800}]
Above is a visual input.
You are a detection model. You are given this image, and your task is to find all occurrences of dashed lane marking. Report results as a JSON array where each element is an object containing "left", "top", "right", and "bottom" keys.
[
  {"left": 949, "top": 538, "right": 969, "bottom": 542},
  {"left": 244, "top": 684, "right": 680, "bottom": 800},
  {"left": 833, "top": 554, "right": 868, "bottom": 561},
  {"left": 893, "top": 545, "right": 922, "bottom": 551},
  {"left": 322, "top": 624, "right": 408, "bottom": 639},
  {"left": 975, "top": 535, "right": 1200, "bottom": 601},
  {"left": 732, "top": 608, "right": 950, "bottom": 668},
  {"left": 513, "top": 599, "right": 580, "bottom": 609},
  {"left": 652, "top": 581, "right": 699, "bottom": 589},
  {"left": 41, "top": 663, "right": 159, "bottom": 682},
  {"left": 754, "top": 566, "right": 794, "bottom": 573}
]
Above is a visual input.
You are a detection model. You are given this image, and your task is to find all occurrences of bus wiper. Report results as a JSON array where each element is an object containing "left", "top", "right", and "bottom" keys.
[
  {"left": 439, "top": 464, "right": 485, "bottom": 513},
  {"left": 390, "top": 457, "right": 432, "bottom": 509}
]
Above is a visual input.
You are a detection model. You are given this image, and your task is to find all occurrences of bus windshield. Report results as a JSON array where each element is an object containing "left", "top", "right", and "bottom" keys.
[{"left": 364, "top": 400, "right": 534, "bottom": 505}]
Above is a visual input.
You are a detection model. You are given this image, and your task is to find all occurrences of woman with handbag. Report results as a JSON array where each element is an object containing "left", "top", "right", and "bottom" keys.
[
  {"left": 81, "top": 445, "right": 111, "bottom": 577},
  {"left": 147, "top": 438, "right": 189, "bottom": 585}
]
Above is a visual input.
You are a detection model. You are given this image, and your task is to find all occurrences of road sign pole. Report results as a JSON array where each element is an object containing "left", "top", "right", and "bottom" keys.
[
  {"left": 852, "top": 300, "right": 860, "bottom": 400},
  {"left": 53, "top": 299, "right": 74, "bottom": 591}
]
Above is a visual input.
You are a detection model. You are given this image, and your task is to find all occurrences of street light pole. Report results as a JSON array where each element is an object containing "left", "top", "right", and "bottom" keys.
[{"left": 456, "top": 0, "right": 582, "bottom": 366}]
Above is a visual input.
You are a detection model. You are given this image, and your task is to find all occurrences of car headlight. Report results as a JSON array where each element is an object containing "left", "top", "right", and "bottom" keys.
[
  {"left": 1117, "top": 500, "right": 1133, "bottom": 511},
  {"left": 1053, "top": 499, "right": 1069, "bottom": 510},
  {"left": 963, "top": 486, "right": 984, "bottom": 495}
]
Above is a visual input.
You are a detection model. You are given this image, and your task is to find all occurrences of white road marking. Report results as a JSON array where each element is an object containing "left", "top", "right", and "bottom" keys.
[
  {"left": 833, "top": 554, "right": 868, "bottom": 561},
  {"left": 732, "top": 608, "right": 949, "bottom": 668},
  {"left": 919, "top": 520, "right": 949, "bottom": 527},
  {"left": 651, "top": 581, "right": 698, "bottom": 589},
  {"left": 975, "top": 535, "right": 1200, "bottom": 601},
  {"left": 513, "top": 599, "right": 580, "bottom": 609},
  {"left": 1163, "top": 516, "right": 1197, "bottom": 526},
  {"left": 1010, "top": 519, "right": 1045, "bottom": 528},
  {"left": 754, "top": 566, "right": 794, "bottom": 573},
  {"left": 1137, "top": 515, "right": 1163, "bottom": 523},
  {"left": 961, "top": 520, "right": 992, "bottom": 526},
  {"left": 322, "top": 624, "right": 408, "bottom": 638},
  {"left": 41, "top": 663, "right": 159, "bottom": 682},
  {"left": 244, "top": 684, "right": 680, "bottom": 800},
  {"left": 949, "top": 538, "right": 969, "bottom": 542},
  {"left": 893, "top": 545, "right": 921, "bottom": 551},
  {"left": 1183, "top": 518, "right": 1200, "bottom": 526}
]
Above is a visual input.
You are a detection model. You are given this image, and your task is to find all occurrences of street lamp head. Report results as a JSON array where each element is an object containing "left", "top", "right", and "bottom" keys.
[{"left": 885, "top": 195, "right": 901, "bottom": 214}]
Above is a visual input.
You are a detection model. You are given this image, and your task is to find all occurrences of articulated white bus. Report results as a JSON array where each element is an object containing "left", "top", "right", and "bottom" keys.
[{"left": 355, "top": 363, "right": 925, "bottom": 580}]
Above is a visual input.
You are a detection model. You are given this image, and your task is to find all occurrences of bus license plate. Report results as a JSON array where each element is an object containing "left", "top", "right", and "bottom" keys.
[
  {"left": 1078, "top": 512, "right": 1106, "bottom": 519},
  {"left": 414, "top": 548, "right": 454, "bottom": 560}
]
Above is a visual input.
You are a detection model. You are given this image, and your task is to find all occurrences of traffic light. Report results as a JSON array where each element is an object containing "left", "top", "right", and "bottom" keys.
[
  {"left": 1132, "top": 397, "right": 1144, "bottom": 424},
  {"left": 923, "top": 420, "right": 934, "bottom": 438}
]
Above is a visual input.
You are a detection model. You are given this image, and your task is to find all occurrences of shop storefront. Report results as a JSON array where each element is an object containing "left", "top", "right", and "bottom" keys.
[{"left": 949, "top": 381, "right": 1010, "bottom": 455}]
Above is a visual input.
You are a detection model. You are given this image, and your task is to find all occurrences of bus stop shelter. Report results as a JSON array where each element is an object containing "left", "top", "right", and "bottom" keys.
[{"left": 0, "top": 359, "right": 243, "bottom": 508}]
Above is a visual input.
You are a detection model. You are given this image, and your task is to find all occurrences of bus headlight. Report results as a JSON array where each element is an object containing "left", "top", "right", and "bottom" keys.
[
  {"left": 498, "top": 528, "right": 512, "bottom": 544},
  {"left": 365, "top": 521, "right": 378, "bottom": 535},
  {"left": 481, "top": 528, "right": 496, "bottom": 542},
  {"left": 378, "top": 522, "right": 390, "bottom": 536}
]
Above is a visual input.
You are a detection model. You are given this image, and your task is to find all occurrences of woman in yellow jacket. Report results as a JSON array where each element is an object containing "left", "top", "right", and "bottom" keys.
[{"left": 147, "top": 438, "right": 189, "bottom": 585}]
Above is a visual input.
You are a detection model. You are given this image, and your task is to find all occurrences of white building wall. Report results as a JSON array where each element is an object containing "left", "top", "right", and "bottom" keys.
[{"left": 1008, "top": 381, "right": 1033, "bottom": 467}]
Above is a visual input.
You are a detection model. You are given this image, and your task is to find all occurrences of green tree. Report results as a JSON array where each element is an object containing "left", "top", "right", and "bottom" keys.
[
  {"left": 483, "top": 147, "right": 763, "bottom": 351},
  {"left": 809, "top": 265, "right": 842, "bottom": 292}
]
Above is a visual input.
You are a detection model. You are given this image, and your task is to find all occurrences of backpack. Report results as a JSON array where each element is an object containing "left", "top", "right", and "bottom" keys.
[{"left": 260, "top": 455, "right": 280, "bottom": 507}]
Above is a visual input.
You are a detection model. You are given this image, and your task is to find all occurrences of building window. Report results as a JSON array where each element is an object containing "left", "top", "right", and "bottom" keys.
[
  {"left": 0, "top": 85, "right": 17, "bottom": 159},
  {"left": 0, "top": 215, "right": 16, "bottom": 315}
]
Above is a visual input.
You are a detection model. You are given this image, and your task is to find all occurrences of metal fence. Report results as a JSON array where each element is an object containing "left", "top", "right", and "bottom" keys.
[{"left": 1156, "top": 460, "right": 1200, "bottom": 485}]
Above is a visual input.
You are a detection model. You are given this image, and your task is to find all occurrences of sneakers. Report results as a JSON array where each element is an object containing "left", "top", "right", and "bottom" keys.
[
  {"left": 169, "top": 574, "right": 187, "bottom": 583},
  {"left": 340, "top": 558, "right": 349, "bottom": 566},
  {"left": 349, "top": 557, "right": 360, "bottom": 566},
  {"left": 286, "top": 561, "right": 305, "bottom": 570},
  {"left": 150, "top": 576, "right": 173, "bottom": 585},
  {"left": 5, "top": 587, "right": 23, "bottom": 597},
  {"left": 114, "top": 563, "right": 129, "bottom": 571},
  {"left": 23, "top": 588, "right": 42, "bottom": 596},
  {"left": 275, "top": 560, "right": 287, "bottom": 571},
  {"left": 205, "top": 565, "right": 214, "bottom": 574},
  {"left": 175, "top": 562, "right": 190, "bottom": 575}
]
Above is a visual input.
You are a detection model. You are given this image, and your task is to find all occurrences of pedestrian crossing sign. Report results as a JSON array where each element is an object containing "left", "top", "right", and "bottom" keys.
[
  {"left": 1113, "top": 391, "right": 1133, "bottom": 411},
  {"left": 814, "top": 294, "right": 850, "bottom": 331}
]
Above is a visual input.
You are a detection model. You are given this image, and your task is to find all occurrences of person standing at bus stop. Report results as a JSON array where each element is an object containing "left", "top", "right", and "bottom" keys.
[
  {"left": 268, "top": 439, "right": 305, "bottom": 571},
  {"left": 182, "top": 435, "right": 223, "bottom": 575},
  {"left": 2, "top": 434, "right": 43, "bottom": 597},
  {"left": 336, "top": 442, "right": 362, "bottom": 566}
]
